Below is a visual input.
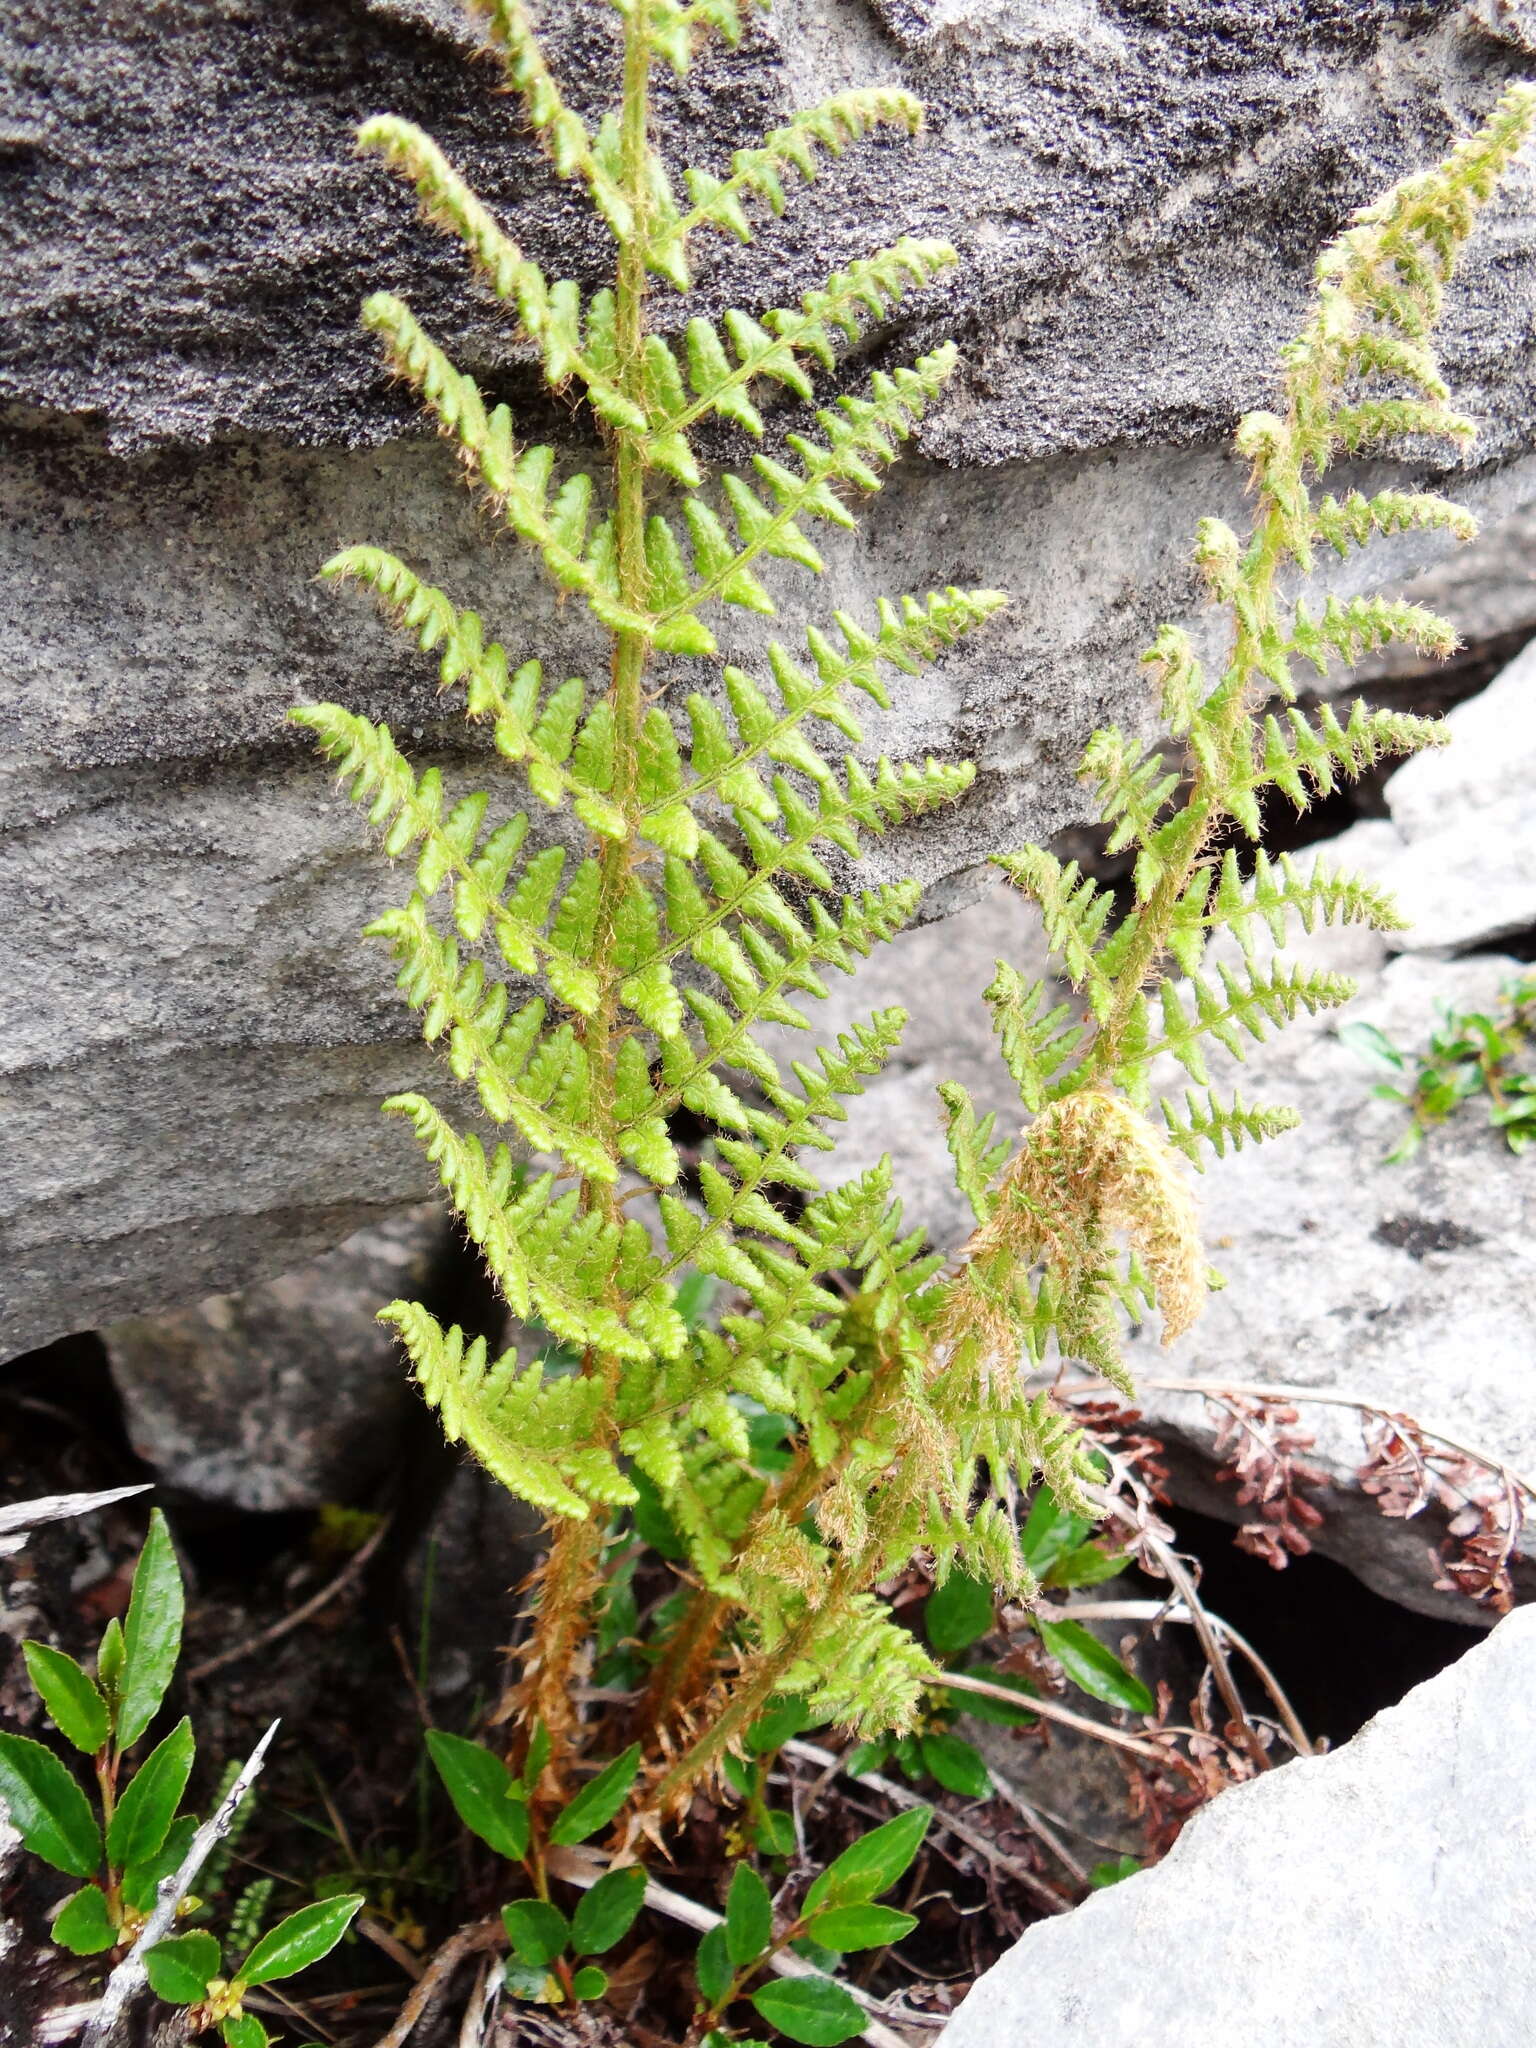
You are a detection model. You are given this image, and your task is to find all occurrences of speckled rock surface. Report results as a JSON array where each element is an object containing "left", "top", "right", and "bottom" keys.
[
  {"left": 1377, "top": 634, "right": 1536, "bottom": 952},
  {"left": 8, "top": 0, "right": 1536, "bottom": 1354},
  {"left": 9, "top": 0, "right": 1536, "bottom": 457},
  {"left": 938, "top": 1606, "right": 1536, "bottom": 2048}
]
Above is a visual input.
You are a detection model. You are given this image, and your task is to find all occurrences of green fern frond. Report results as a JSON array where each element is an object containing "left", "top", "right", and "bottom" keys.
[
  {"left": 301, "top": 2, "right": 1536, "bottom": 1807},
  {"left": 982, "top": 962, "right": 1083, "bottom": 1113},
  {"left": 664, "top": 87, "right": 925, "bottom": 277},
  {"left": 366, "top": 894, "right": 632, "bottom": 1180},
  {"left": 640, "top": 587, "right": 1004, "bottom": 853},
  {"left": 315, "top": 547, "right": 629, "bottom": 838},
  {"left": 470, "top": 0, "right": 633, "bottom": 236},
  {"left": 630, "top": 761, "right": 970, "bottom": 1027},
  {"left": 1312, "top": 485, "right": 1478, "bottom": 556},
  {"left": 292, "top": 702, "right": 614, "bottom": 1012},
  {"left": 770, "top": 1590, "right": 935, "bottom": 1737},
  {"left": 1078, "top": 727, "right": 1182, "bottom": 856},
  {"left": 967, "top": 1390, "right": 1100, "bottom": 1517},
  {"left": 653, "top": 345, "right": 960, "bottom": 629},
  {"left": 1159, "top": 1088, "right": 1302, "bottom": 1166},
  {"left": 640, "top": 0, "right": 760, "bottom": 78},
  {"left": 356, "top": 117, "right": 649, "bottom": 433},
  {"left": 1203, "top": 847, "right": 1408, "bottom": 952},
  {"left": 656, "top": 1008, "right": 909, "bottom": 1293},
  {"left": 992, "top": 849, "right": 1118, "bottom": 1017},
  {"left": 384, "top": 1302, "right": 634, "bottom": 1518},
  {"left": 1248, "top": 699, "right": 1448, "bottom": 816},
  {"left": 383, "top": 1093, "right": 686, "bottom": 1362},
  {"left": 940, "top": 1083, "right": 1010, "bottom": 1226},
  {"left": 358, "top": 292, "right": 687, "bottom": 640},
  {"left": 1286, "top": 594, "right": 1459, "bottom": 674},
  {"left": 639, "top": 239, "right": 957, "bottom": 474},
  {"left": 1149, "top": 960, "right": 1358, "bottom": 1084},
  {"left": 649, "top": 878, "right": 921, "bottom": 1128},
  {"left": 1140, "top": 623, "right": 1205, "bottom": 738}
]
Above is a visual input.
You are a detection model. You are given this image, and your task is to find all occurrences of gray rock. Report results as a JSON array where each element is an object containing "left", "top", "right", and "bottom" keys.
[
  {"left": 405, "top": 1462, "right": 544, "bottom": 1707},
  {"left": 7, "top": 2, "right": 1536, "bottom": 459},
  {"left": 938, "top": 1604, "right": 1536, "bottom": 2048},
  {"left": 102, "top": 1207, "right": 445, "bottom": 1512},
  {"left": 1127, "top": 942, "right": 1536, "bottom": 1620},
  {"left": 1354, "top": 496, "right": 1536, "bottom": 691},
  {"left": 1379, "top": 634, "right": 1536, "bottom": 953},
  {"left": 9, "top": 2, "right": 1536, "bottom": 1356}
]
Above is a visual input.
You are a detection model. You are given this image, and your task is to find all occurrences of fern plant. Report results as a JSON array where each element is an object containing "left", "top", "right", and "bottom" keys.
[{"left": 294, "top": 0, "right": 1535, "bottom": 1851}]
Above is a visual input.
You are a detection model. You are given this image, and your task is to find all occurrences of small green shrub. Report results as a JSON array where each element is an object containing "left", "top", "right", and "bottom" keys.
[
  {"left": 0, "top": 1508, "right": 361, "bottom": 2045},
  {"left": 1344, "top": 974, "right": 1536, "bottom": 1158}
]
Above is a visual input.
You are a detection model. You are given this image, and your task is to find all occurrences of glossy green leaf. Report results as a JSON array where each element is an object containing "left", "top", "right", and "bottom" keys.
[
  {"left": 745, "top": 1695, "right": 811, "bottom": 1756},
  {"left": 725, "top": 1860, "right": 773, "bottom": 1966},
  {"left": 1036, "top": 1618, "right": 1156, "bottom": 1716},
  {"left": 52, "top": 1883, "right": 117, "bottom": 1955},
  {"left": 917, "top": 1730, "right": 992, "bottom": 1799},
  {"left": 790, "top": 1936, "right": 842, "bottom": 1972},
  {"left": 23, "top": 1642, "right": 109, "bottom": 1756},
  {"left": 803, "top": 1806, "right": 931, "bottom": 1915},
  {"left": 756, "top": 1808, "right": 796, "bottom": 1856},
  {"left": 123, "top": 1811, "right": 199, "bottom": 1911},
  {"left": 118, "top": 1509, "right": 184, "bottom": 1750},
  {"left": 96, "top": 1617, "right": 125, "bottom": 1699},
  {"left": 548, "top": 1744, "right": 641, "bottom": 1846},
  {"left": 221, "top": 2017, "right": 270, "bottom": 2048},
  {"left": 923, "top": 1572, "right": 994, "bottom": 1657},
  {"left": 502, "top": 1898, "right": 570, "bottom": 1967},
  {"left": 1089, "top": 1854, "right": 1141, "bottom": 1888},
  {"left": 240, "top": 1893, "right": 363, "bottom": 1985},
  {"left": 502, "top": 1957, "right": 554, "bottom": 1998},
  {"left": 750, "top": 1973, "right": 866, "bottom": 2045},
  {"left": 144, "top": 1928, "right": 222, "bottom": 2004},
  {"left": 1043, "top": 1542, "right": 1129, "bottom": 1590},
  {"left": 1338, "top": 1020, "right": 1404, "bottom": 1072},
  {"left": 629, "top": 1472, "right": 686, "bottom": 1561},
  {"left": 842, "top": 1740, "right": 890, "bottom": 1776},
  {"left": 0, "top": 1732, "right": 102, "bottom": 1877},
  {"left": 695, "top": 1920, "right": 732, "bottom": 2003},
  {"left": 806, "top": 1903, "right": 918, "bottom": 1951},
  {"left": 940, "top": 1664, "right": 1037, "bottom": 1727},
  {"left": 571, "top": 1963, "right": 609, "bottom": 1999},
  {"left": 571, "top": 1865, "right": 647, "bottom": 1955},
  {"left": 106, "top": 1716, "right": 194, "bottom": 1871},
  {"left": 426, "top": 1730, "right": 530, "bottom": 1859},
  {"left": 1019, "top": 1489, "right": 1095, "bottom": 1580}
]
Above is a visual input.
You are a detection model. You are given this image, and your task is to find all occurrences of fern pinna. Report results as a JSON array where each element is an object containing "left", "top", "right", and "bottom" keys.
[{"left": 294, "top": 0, "right": 1535, "bottom": 1827}]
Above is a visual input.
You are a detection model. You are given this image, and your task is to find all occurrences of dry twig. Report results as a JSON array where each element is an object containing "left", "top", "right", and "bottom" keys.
[
  {"left": 372, "top": 1916, "right": 504, "bottom": 2048},
  {"left": 187, "top": 1516, "right": 391, "bottom": 1684},
  {"left": 926, "top": 1669, "right": 1168, "bottom": 1761},
  {"left": 1090, "top": 1474, "right": 1280, "bottom": 1769},
  {"left": 1059, "top": 1598, "right": 1313, "bottom": 1756},
  {"left": 781, "top": 1739, "right": 1069, "bottom": 1917}
]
